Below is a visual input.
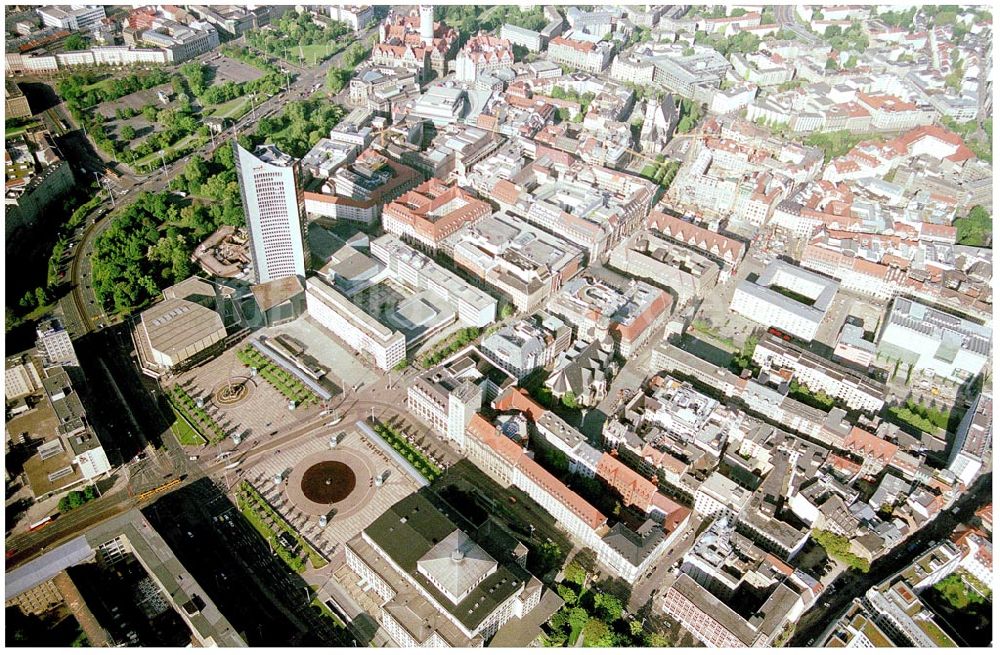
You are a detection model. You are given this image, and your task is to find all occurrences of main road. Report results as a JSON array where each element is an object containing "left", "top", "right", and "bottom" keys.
[
  {"left": 5, "top": 391, "right": 418, "bottom": 572},
  {"left": 61, "top": 29, "right": 374, "bottom": 337},
  {"left": 11, "top": 27, "right": 381, "bottom": 562}
]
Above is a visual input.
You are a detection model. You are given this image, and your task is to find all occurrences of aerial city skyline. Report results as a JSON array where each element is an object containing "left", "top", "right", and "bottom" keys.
[{"left": 4, "top": 3, "right": 993, "bottom": 649}]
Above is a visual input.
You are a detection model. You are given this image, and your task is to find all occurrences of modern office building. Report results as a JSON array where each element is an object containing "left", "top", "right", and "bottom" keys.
[
  {"left": 304, "top": 276, "right": 407, "bottom": 371},
  {"left": 371, "top": 235, "right": 497, "bottom": 328},
  {"left": 37, "top": 5, "right": 106, "bottom": 31},
  {"left": 876, "top": 297, "right": 991, "bottom": 383},
  {"left": 35, "top": 319, "right": 78, "bottom": 369},
  {"left": 234, "top": 142, "right": 308, "bottom": 284}
]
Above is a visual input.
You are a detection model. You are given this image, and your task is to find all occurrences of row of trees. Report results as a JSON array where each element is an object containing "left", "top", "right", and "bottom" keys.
[
  {"left": 324, "top": 41, "right": 372, "bottom": 92},
  {"left": 57, "top": 485, "right": 99, "bottom": 512},
  {"left": 694, "top": 30, "right": 762, "bottom": 59}
]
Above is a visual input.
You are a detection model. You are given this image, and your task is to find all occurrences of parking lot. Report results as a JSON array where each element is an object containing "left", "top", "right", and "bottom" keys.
[
  {"left": 96, "top": 83, "right": 174, "bottom": 117},
  {"left": 209, "top": 56, "right": 266, "bottom": 84}
]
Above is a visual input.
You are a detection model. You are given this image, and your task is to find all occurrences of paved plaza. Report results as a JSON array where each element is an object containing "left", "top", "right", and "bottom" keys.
[
  {"left": 241, "top": 429, "right": 420, "bottom": 558},
  {"left": 172, "top": 347, "right": 306, "bottom": 444},
  {"left": 259, "top": 315, "right": 379, "bottom": 391}
]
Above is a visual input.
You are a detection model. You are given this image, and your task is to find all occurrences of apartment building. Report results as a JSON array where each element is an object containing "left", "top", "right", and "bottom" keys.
[
  {"left": 500, "top": 24, "right": 543, "bottom": 52},
  {"left": 382, "top": 179, "right": 491, "bottom": 251},
  {"left": 479, "top": 314, "right": 573, "bottom": 381},
  {"left": 547, "top": 36, "right": 612, "bottom": 73},
  {"left": 455, "top": 33, "right": 513, "bottom": 83},
  {"left": 304, "top": 149, "right": 421, "bottom": 226},
  {"left": 753, "top": 334, "right": 887, "bottom": 413},
  {"left": 694, "top": 472, "right": 753, "bottom": 519},
  {"left": 37, "top": 5, "right": 105, "bottom": 30},
  {"left": 407, "top": 346, "right": 514, "bottom": 448},
  {"left": 609, "top": 230, "right": 723, "bottom": 307},
  {"left": 548, "top": 272, "right": 671, "bottom": 357}
]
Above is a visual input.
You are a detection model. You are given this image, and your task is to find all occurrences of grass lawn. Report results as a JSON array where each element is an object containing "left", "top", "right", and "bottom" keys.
[
  {"left": 289, "top": 43, "right": 338, "bottom": 66},
  {"left": 239, "top": 481, "right": 327, "bottom": 569},
  {"left": 311, "top": 599, "right": 345, "bottom": 627},
  {"left": 5, "top": 121, "right": 41, "bottom": 137},
  {"left": 170, "top": 408, "right": 206, "bottom": 446},
  {"left": 210, "top": 97, "right": 251, "bottom": 119}
]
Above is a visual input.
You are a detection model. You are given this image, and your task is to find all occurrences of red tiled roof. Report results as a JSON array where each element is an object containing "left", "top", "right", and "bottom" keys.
[
  {"left": 647, "top": 210, "right": 745, "bottom": 264},
  {"left": 494, "top": 387, "right": 547, "bottom": 423},
  {"left": 613, "top": 289, "right": 671, "bottom": 344},
  {"left": 517, "top": 453, "right": 606, "bottom": 529},
  {"left": 844, "top": 427, "right": 898, "bottom": 464},
  {"left": 467, "top": 414, "right": 523, "bottom": 464},
  {"left": 549, "top": 36, "right": 595, "bottom": 53}
]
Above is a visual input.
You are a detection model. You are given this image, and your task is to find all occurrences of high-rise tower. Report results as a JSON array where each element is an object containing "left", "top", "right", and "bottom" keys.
[
  {"left": 418, "top": 5, "right": 434, "bottom": 46},
  {"left": 233, "top": 141, "right": 308, "bottom": 284}
]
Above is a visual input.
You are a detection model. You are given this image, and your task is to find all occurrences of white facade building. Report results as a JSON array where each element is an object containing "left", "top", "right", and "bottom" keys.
[
  {"left": 304, "top": 277, "right": 406, "bottom": 371},
  {"left": 234, "top": 143, "right": 308, "bottom": 284}
]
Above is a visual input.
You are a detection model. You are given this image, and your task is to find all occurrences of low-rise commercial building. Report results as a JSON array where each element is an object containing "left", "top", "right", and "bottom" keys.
[{"left": 445, "top": 211, "right": 584, "bottom": 312}]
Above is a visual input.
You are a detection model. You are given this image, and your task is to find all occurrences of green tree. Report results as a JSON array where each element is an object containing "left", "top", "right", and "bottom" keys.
[
  {"left": 563, "top": 560, "right": 588, "bottom": 586},
  {"left": 119, "top": 124, "right": 136, "bottom": 142},
  {"left": 64, "top": 33, "right": 88, "bottom": 50},
  {"left": 954, "top": 205, "right": 992, "bottom": 246},
  {"left": 557, "top": 584, "right": 578, "bottom": 605},
  {"left": 582, "top": 618, "right": 614, "bottom": 647},
  {"left": 593, "top": 593, "right": 624, "bottom": 622},
  {"left": 326, "top": 67, "right": 351, "bottom": 93},
  {"left": 561, "top": 392, "right": 579, "bottom": 409}
]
